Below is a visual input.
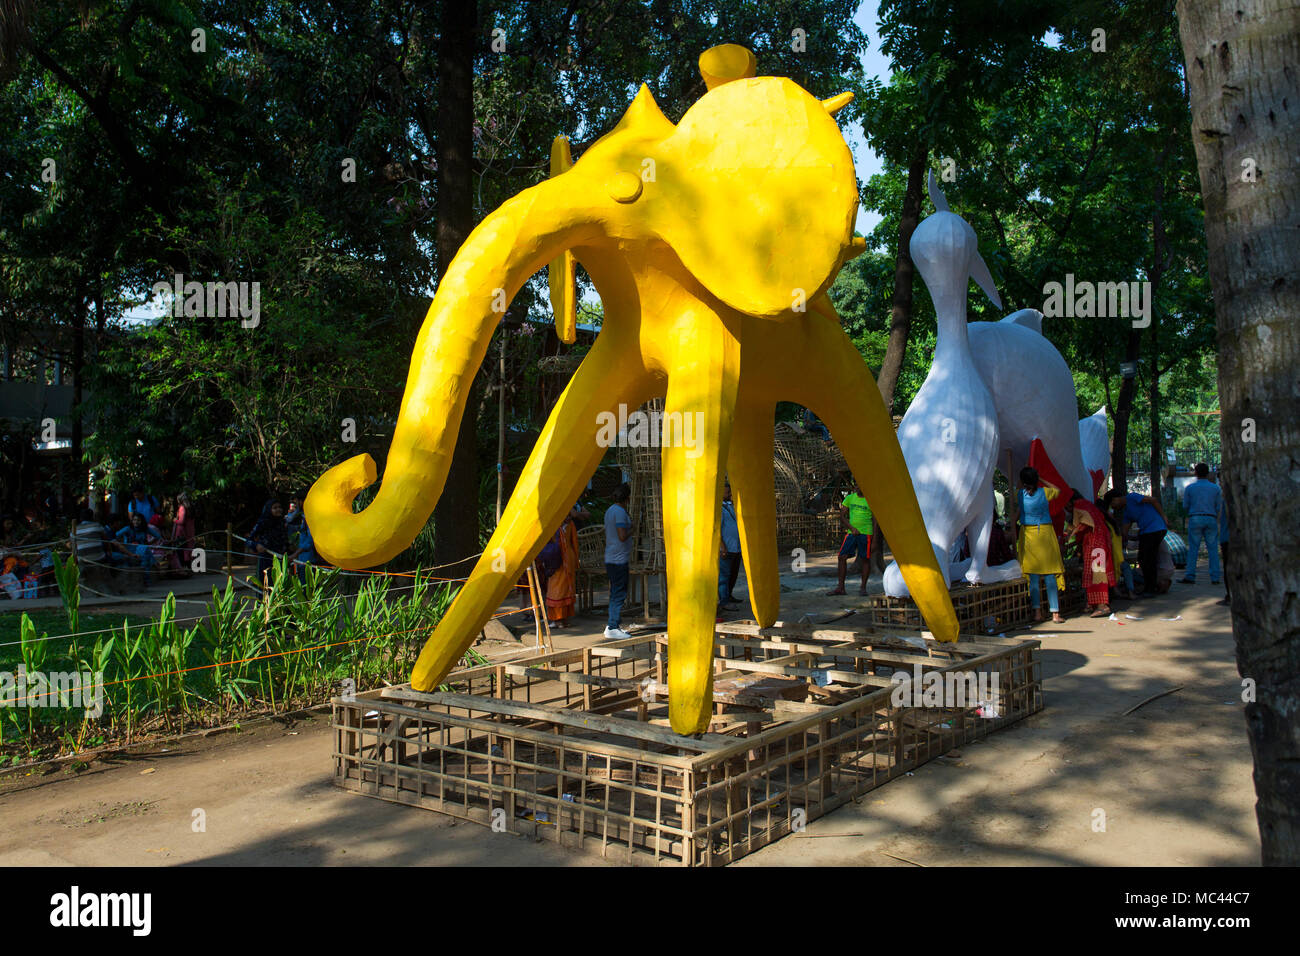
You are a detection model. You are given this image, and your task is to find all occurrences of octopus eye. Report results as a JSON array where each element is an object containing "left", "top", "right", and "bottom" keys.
[{"left": 607, "top": 171, "right": 643, "bottom": 203}]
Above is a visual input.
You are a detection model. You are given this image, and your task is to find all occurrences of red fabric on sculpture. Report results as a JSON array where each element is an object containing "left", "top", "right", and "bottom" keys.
[{"left": 1027, "top": 438, "right": 1072, "bottom": 537}]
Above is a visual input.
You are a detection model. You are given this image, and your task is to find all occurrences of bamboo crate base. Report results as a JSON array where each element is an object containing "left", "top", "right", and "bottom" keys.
[
  {"left": 333, "top": 623, "right": 1042, "bottom": 866},
  {"left": 870, "top": 570, "right": 1085, "bottom": 633}
]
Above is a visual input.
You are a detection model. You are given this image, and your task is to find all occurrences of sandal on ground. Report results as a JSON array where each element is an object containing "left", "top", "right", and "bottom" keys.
[
  {"left": 827, "top": 588, "right": 846, "bottom": 596},
  {"left": 1089, "top": 607, "right": 1110, "bottom": 618},
  {"left": 1051, "top": 613, "right": 1065, "bottom": 623}
]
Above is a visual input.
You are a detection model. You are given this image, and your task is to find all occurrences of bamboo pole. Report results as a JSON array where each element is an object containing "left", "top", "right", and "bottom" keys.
[{"left": 496, "top": 333, "right": 506, "bottom": 522}]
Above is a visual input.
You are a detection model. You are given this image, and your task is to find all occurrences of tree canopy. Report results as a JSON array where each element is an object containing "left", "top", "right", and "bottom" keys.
[{"left": 1, "top": 0, "right": 1218, "bottom": 539}]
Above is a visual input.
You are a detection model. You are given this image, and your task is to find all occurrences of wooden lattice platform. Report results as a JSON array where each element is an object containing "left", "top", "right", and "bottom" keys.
[
  {"left": 332, "top": 622, "right": 1042, "bottom": 866},
  {"left": 870, "top": 570, "right": 1085, "bottom": 633}
]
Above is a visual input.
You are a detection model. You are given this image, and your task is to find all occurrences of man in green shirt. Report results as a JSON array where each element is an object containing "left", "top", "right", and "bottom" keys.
[{"left": 829, "top": 481, "right": 873, "bottom": 596}]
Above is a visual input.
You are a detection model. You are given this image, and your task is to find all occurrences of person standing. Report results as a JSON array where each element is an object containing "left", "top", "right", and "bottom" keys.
[
  {"left": 545, "top": 508, "right": 580, "bottom": 627},
  {"left": 603, "top": 483, "right": 633, "bottom": 640},
  {"left": 1017, "top": 467, "right": 1065, "bottom": 623},
  {"left": 248, "top": 498, "right": 289, "bottom": 585},
  {"left": 169, "top": 491, "right": 197, "bottom": 575},
  {"left": 718, "top": 482, "right": 743, "bottom": 610},
  {"left": 1181, "top": 462, "right": 1224, "bottom": 585},
  {"left": 1217, "top": 470, "right": 1230, "bottom": 607},
  {"left": 1160, "top": 464, "right": 1183, "bottom": 534},
  {"left": 829, "top": 481, "right": 873, "bottom": 596},
  {"left": 126, "top": 486, "right": 160, "bottom": 523},
  {"left": 289, "top": 510, "right": 322, "bottom": 583},
  {"left": 285, "top": 493, "right": 305, "bottom": 536},
  {"left": 1104, "top": 488, "right": 1168, "bottom": 599}
]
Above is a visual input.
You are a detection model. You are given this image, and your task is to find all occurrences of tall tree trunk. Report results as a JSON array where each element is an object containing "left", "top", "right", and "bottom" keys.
[
  {"left": 1147, "top": 359, "right": 1161, "bottom": 493},
  {"left": 430, "top": 0, "right": 480, "bottom": 576},
  {"left": 1148, "top": 173, "right": 1169, "bottom": 497},
  {"left": 1109, "top": 328, "right": 1144, "bottom": 492},
  {"left": 876, "top": 152, "right": 926, "bottom": 413},
  {"left": 1178, "top": 0, "right": 1300, "bottom": 866},
  {"left": 71, "top": 287, "right": 85, "bottom": 506}
]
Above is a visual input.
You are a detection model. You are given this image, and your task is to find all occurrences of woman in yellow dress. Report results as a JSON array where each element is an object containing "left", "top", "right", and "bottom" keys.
[{"left": 1016, "top": 467, "right": 1065, "bottom": 623}]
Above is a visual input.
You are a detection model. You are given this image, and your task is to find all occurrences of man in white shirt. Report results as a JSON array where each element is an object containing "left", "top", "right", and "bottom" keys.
[
  {"left": 604, "top": 483, "right": 634, "bottom": 640},
  {"left": 69, "top": 509, "right": 108, "bottom": 562}
]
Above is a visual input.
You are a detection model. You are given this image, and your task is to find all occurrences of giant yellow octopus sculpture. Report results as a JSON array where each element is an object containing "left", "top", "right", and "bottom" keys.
[{"left": 306, "top": 45, "right": 958, "bottom": 735}]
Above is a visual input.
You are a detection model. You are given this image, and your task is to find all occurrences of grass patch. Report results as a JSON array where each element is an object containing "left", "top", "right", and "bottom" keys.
[
  {"left": 0, "top": 611, "right": 153, "bottom": 668},
  {"left": 1, "top": 557, "right": 466, "bottom": 762}
]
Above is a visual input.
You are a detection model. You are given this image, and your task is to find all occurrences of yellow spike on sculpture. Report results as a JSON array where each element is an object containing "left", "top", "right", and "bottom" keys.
[
  {"left": 305, "top": 44, "right": 959, "bottom": 736},
  {"left": 547, "top": 135, "right": 578, "bottom": 344},
  {"left": 822, "top": 91, "right": 854, "bottom": 113}
]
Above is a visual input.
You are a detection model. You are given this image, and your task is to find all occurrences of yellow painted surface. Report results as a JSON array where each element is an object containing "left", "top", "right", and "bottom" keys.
[{"left": 305, "top": 46, "right": 958, "bottom": 735}]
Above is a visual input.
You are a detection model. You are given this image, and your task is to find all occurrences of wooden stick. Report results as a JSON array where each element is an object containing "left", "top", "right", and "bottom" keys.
[
  {"left": 1122, "top": 685, "right": 1184, "bottom": 716},
  {"left": 882, "top": 852, "right": 925, "bottom": 866}
]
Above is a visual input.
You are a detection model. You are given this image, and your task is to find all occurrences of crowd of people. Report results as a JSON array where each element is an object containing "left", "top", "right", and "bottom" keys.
[
  {"left": 930, "top": 461, "right": 1229, "bottom": 623},
  {"left": 6, "top": 463, "right": 1230, "bottom": 637},
  {"left": 1, "top": 486, "right": 201, "bottom": 596},
  {"left": 576, "top": 459, "right": 1229, "bottom": 635},
  {"left": 0, "top": 485, "right": 334, "bottom": 599}
]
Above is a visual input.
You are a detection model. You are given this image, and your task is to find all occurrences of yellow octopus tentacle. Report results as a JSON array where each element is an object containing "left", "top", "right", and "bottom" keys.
[
  {"left": 410, "top": 328, "right": 656, "bottom": 691},
  {"left": 727, "top": 398, "right": 780, "bottom": 626},
  {"left": 793, "top": 311, "right": 959, "bottom": 644},
  {"left": 661, "top": 315, "right": 742, "bottom": 734}
]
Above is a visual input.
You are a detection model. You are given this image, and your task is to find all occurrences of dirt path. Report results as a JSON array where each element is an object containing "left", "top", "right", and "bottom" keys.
[{"left": 0, "top": 561, "right": 1258, "bottom": 866}]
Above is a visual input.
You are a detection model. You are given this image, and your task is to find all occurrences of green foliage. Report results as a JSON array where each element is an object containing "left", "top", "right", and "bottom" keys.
[
  {"left": 0, "top": 564, "right": 461, "bottom": 759},
  {"left": 842, "top": 0, "right": 1215, "bottom": 484}
]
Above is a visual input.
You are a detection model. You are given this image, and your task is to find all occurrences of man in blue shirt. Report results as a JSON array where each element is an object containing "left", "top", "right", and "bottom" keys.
[
  {"left": 126, "top": 486, "right": 159, "bottom": 523},
  {"left": 604, "top": 483, "right": 634, "bottom": 640},
  {"left": 1105, "top": 487, "right": 1168, "bottom": 598},
  {"left": 718, "top": 482, "right": 743, "bottom": 611},
  {"left": 1181, "top": 462, "right": 1224, "bottom": 585}
]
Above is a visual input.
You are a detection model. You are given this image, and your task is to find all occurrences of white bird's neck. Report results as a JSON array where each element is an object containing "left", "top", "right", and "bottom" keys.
[{"left": 933, "top": 290, "right": 971, "bottom": 361}]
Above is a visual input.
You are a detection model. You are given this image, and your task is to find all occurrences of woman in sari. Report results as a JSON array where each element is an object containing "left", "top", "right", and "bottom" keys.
[
  {"left": 1065, "top": 491, "right": 1116, "bottom": 617},
  {"left": 1016, "top": 467, "right": 1065, "bottom": 623},
  {"left": 169, "top": 491, "right": 197, "bottom": 576},
  {"left": 545, "top": 508, "right": 580, "bottom": 627}
]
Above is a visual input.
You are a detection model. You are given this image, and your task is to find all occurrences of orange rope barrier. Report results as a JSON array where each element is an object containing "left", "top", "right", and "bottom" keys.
[{"left": 5, "top": 594, "right": 543, "bottom": 707}]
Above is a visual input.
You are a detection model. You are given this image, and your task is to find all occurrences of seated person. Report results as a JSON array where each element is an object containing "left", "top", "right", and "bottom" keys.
[
  {"left": 69, "top": 509, "right": 112, "bottom": 562},
  {"left": 113, "top": 512, "right": 164, "bottom": 585},
  {"left": 0, "top": 553, "right": 34, "bottom": 599}
]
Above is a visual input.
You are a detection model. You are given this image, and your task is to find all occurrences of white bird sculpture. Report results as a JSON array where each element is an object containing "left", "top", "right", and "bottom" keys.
[
  {"left": 884, "top": 174, "right": 1014, "bottom": 597},
  {"left": 1078, "top": 406, "right": 1111, "bottom": 495},
  {"left": 968, "top": 309, "right": 1094, "bottom": 500}
]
